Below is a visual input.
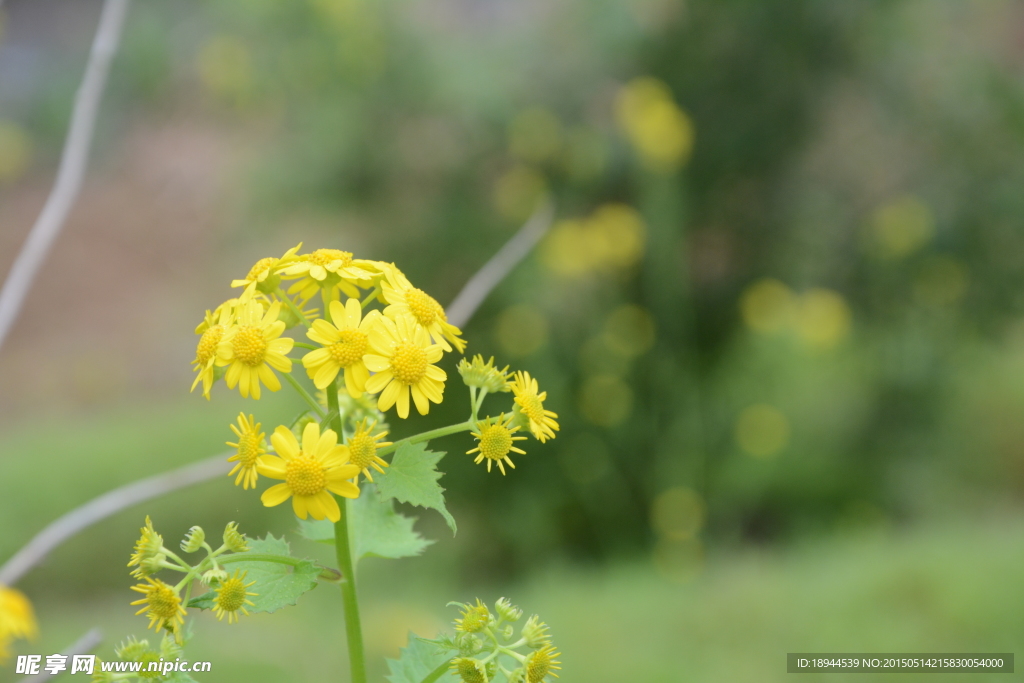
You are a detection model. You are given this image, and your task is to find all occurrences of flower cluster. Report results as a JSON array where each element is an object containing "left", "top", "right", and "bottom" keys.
[
  {"left": 126, "top": 518, "right": 258, "bottom": 636},
  {"left": 437, "top": 598, "right": 561, "bottom": 683},
  {"left": 0, "top": 585, "right": 37, "bottom": 662},
  {"left": 196, "top": 248, "right": 561, "bottom": 525}
]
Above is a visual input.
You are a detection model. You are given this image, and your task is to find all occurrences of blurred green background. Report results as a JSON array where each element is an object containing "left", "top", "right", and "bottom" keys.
[{"left": 2, "top": 0, "right": 1024, "bottom": 680}]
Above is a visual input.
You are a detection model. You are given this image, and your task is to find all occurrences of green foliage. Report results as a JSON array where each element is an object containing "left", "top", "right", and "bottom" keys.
[
  {"left": 189, "top": 535, "right": 319, "bottom": 613},
  {"left": 297, "top": 488, "right": 433, "bottom": 560},
  {"left": 376, "top": 442, "right": 457, "bottom": 534},
  {"left": 385, "top": 633, "right": 453, "bottom": 683}
]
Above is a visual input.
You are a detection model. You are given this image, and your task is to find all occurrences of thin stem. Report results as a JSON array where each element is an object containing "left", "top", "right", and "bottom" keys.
[
  {"left": 360, "top": 286, "right": 380, "bottom": 309},
  {"left": 375, "top": 421, "right": 474, "bottom": 459},
  {"left": 276, "top": 288, "right": 311, "bottom": 328},
  {"left": 328, "top": 380, "right": 367, "bottom": 683},
  {"left": 218, "top": 553, "right": 342, "bottom": 582},
  {"left": 294, "top": 341, "right": 319, "bottom": 350},
  {"left": 283, "top": 373, "right": 326, "bottom": 418}
]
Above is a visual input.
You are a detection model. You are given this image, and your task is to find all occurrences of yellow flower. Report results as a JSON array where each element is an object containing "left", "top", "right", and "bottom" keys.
[
  {"left": 0, "top": 586, "right": 37, "bottom": 661},
  {"left": 468, "top": 414, "right": 525, "bottom": 475},
  {"left": 342, "top": 419, "right": 391, "bottom": 483},
  {"left": 452, "top": 658, "right": 487, "bottom": 683},
  {"left": 510, "top": 371, "right": 559, "bottom": 443},
  {"left": 380, "top": 263, "right": 466, "bottom": 353},
  {"left": 226, "top": 413, "right": 267, "bottom": 489},
  {"left": 127, "top": 516, "right": 165, "bottom": 579},
  {"left": 282, "top": 249, "right": 375, "bottom": 301},
  {"left": 364, "top": 313, "right": 447, "bottom": 418},
  {"left": 216, "top": 300, "right": 294, "bottom": 399},
  {"left": 302, "top": 299, "right": 378, "bottom": 395},
  {"left": 212, "top": 571, "right": 257, "bottom": 624},
  {"left": 526, "top": 644, "right": 562, "bottom": 682},
  {"left": 130, "top": 578, "right": 186, "bottom": 632},
  {"left": 230, "top": 243, "right": 302, "bottom": 295},
  {"left": 257, "top": 422, "right": 360, "bottom": 522},
  {"left": 190, "top": 299, "right": 237, "bottom": 399},
  {"left": 454, "top": 599, "right": 492, "bottom": 633}
]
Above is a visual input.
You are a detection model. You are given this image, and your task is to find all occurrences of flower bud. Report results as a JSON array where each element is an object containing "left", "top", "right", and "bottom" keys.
[
  {"left": 458, "top": 355, "right": 513, "bottom": 394},
  {"left": 223, "top": 522, "right": 249, "bottom": 552},
  {"left": 454, "top": 598, "right": 493, "bottom": 633},
  {"left": 180, "top": 526, "right": 205, "bottom": 553},
  {"left": 455, "top": 633, "right": 484, "bottom": 656},
  {"left": 201, "top": 568, "right": 228, "bottom": 586},
  {"left": 451, "top": 658, "right": 487, "bottom": 683},
  {"left": 115, "top": 637, "right": 151, "bottom": 662},
  {"left": 495, "top": 597, "right": 523, "bottom": 622},
  {"left": 521, "top": 615, "right": 551, "bottom": 648}
]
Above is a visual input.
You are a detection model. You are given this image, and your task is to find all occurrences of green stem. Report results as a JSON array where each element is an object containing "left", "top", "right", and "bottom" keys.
[
  {"left": 328, "top": 381, "right": 367, "bottom": 683},
  {"left": 419, "top": 658, "right": 454, "bottom": 683},
  {"left": 283, "top": 373, "right": 326, "bottom": 418},
  {"left": 219, "top": 553, "right": 342, "bottom": 582},
  {"left": 376, "top": 421, "right": 474, "bottom": 459},
  {"left": 294, "top": 341, "right": 319, "bottom": 350},
  {"left": 276, "top": 288, "right": 311, "bottom": 328}
]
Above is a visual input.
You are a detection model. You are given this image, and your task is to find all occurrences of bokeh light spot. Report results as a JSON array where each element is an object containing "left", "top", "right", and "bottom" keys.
[
  {"left": 914, "top": 256, "right": 969, "bottom": 308},
  {"left": 508, "top": 107, "right": 563, "bottom": 164},
  {"left": 493, "top": 165, "right": 548, "bottom": 221},
  {"left": 866, "top": 195, "right": 934, "bottom": 259},
  {"left": 651, "top": 486, "right": 705, "bottom": 541},
  {"left": 0, "top": 121, "right": 32, "bottom": 183},
  {"left": 740, "top": 278, "right": 795, "bottom": 334},
  {"left": 795, "top": 288, "right": 851, "bottom": 350},
  {"left": 579, "top": 375, "right": 633, "bottom": 427},
  {"left": 652, "top": 537, "right": 704, "bottom": 583},
  {"left": 603, "top": 304, "right": 656, "bottom": 357},
  {"left": 495, "top": 305, "right": 549, "bottom": 358},
  {"left": 735, "top": 404, "right": 790, "bottom": 458},
  {"left": 615, "top": 77, "right": 694, "bottom": 172}
]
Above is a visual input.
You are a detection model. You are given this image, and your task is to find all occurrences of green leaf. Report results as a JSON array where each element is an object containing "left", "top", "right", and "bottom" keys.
[
  {"left": 385, "top": 632, "right": 454, "bottom": 683},
  {"left": 296, "top": 517, "right": 335, "bottom": 544},
  {"left": 192, "top": 535, "right": 320, "bottom": 614},
  {"left": 296, "top": 488, "right": 434, "bottom": 561},
  {"left": 164, "top": 672, "right": 199, "bottom": 683},
  {"left": 376, "top": 442, "right": 457, "bottom": 534}
]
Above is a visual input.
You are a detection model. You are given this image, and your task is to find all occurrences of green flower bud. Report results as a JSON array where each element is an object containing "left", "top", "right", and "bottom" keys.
[
  {"left": 115, "top": 636, "right": 152, "bottom": 662},
  {"left": 180, "top": 525, "right": 205, "bottom": 553},
  {"left": 455, "top": 633, "right": 484, "bottom": 656},
  {"left": 521, "top": 615, "right": 551, "bottom": 648},
  {"left": 201, "top": 567, "right": 228, "bottom": 586},
  {"left": 223, "top": 521, "right": 249, "bottom": 552},
  {"left": 458, "top": 355, "right": 513, "bottom": 394},
  {"left": 495, "top": 597, "right": 523, "bottom": 622}
]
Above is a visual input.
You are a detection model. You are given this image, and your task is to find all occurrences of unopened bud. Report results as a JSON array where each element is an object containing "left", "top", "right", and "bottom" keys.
[
  {"left": 181, "top": 526, "right": 205, "bottom": 553},
  {"left": 223, "top": 522, "right": 249, "bottom": 552}
]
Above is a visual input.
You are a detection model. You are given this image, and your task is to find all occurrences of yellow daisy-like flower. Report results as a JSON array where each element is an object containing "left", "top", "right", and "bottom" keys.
[
  {"left": 212, "top": 571, "right": 257, "bottom": 624},
  {"left": 130, "top": 578, "right": 186, "bottom": 632},
  {"left": 364, "top": 313, "right": 446, "bottom": 418},
  {"left": 230, "top": 243, "right": 302, "bottom": 296},
  {"left": 190, "top": 299, "right": 238, "bottom": 399},
  {"left": 526, "top": 644, "right": 562, "bottom": 682},
  {"left": 380, "top": 263, "right": 466, "bottom": 352},
  {"left": 0, "top": 586, "right": 38, "bottom": 660},
  {"left": 342, "top": 419, "right": 392, "bottom": 483},
  {"left": 127, "top": 516, "right": 165, "bottom": 579},
  {"left": 452, "top": 658, "right": 487, "bottom": 683},
  {"left": 454, "top": 599, "right": 492, "bottom": 633},
  {"left": 302, "top": 299, "right": 379, "bottom": 395},
  {"left": 468, "top": 414, "right": 526, "bottom": 475},
  {"left": 257, "top": 422, "right": 361, "bottom": 522},
  {"left": 226, "top": 413, "right": 267, "bottom": 489},
  {"left": 216, "top": 300, "right": 294, "bottom": 400},
  {"left": 282, "top": 248, "right": 375, "bottom": 301},
  {"left": 510, "top": 371, "right": 559, "bottom": 443}
]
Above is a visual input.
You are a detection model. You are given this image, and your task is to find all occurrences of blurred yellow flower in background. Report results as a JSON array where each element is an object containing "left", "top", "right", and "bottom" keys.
[
  {"left": 495, "top": 304, "right": 549, "bottom": 358},
  {"left": 197, "top": 35, "right": 254, "bottom": 106},
  {"left": 740, "top": 279, "right": 796, "bottom": 334},
  {"left": 0, "top": 121, "right": 32, "bottom": 184},
  {"left": 540, "top": 204, "right": 647, "bottom": 277},
  {"left": 735, "top": 404, "right": 790, "bottom": 458},
  {"left": 0, "top": 586, "right": 37, "bottom": 661},
  {"left": 865, "top": 195, "right": 934, "bottom": 260},
  {"left": 615, "top": 76, "right": 694, "bottom": 172},
  {"left": 794, "top": 288, "right": 851, "bottom": 351},
  {"left": 509, "top": 107, "right": 563, "bottom": 163},
  {"left": 493, "top": 165, "right": 548, "bottom": 222}
]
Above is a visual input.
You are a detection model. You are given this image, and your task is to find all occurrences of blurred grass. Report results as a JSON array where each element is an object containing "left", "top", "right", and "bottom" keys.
[{"left": 8, "top": 514, "right": 1021, "bottom": 682}]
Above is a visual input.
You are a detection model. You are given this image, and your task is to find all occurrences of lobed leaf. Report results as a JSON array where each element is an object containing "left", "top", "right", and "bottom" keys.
[
  {"left": 376, "top": 442, "right": 457, "bottom": 534},
  {"left": 385, "top": 632, "right": 454, "bottom": 683}
]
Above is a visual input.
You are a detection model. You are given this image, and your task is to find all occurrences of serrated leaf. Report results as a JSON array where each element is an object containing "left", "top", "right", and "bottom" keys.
[
  {"left": 385, "top": 632, "right": 453, "bottom": 683},
  {"left": 207, "top": 535, "right": 320, "bottom": 614},
  {"left": 296, "top": 488, "right": 434, "bottom": 561},
  {"left": 376, "top": 442, "right": 457, "bottom": 534},
  {"left": 187, "top": 592, "right": 215, "bottom": 609}
]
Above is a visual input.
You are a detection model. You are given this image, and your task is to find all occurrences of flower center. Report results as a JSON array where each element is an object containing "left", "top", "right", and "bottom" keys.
[
  {"left": 405, "top": 288, "right": 443, "bottom": 325},
  {"left": 285, "top": 454, "right": 327, "bottom": 497},
  {"left": 146, "top": 583, "right": 181, "bottom": 620},
  {"left": 232, "top": 326, "right": 268, "bottom": 367},
  {"left": 196, "top": 325, "right": 224, "bottom": 365},
  {"left": 347, "top": 432, "right": 378, "bottom": 470},
  {"left": 246, "top": 257, "right": 277, "bottom": 281},
  {"left": 327, "top": 328, "right": 368, "bottom": 367},
  {"left": 216, "top": 578, "right": 248, "bottom": 612},
  {"left": 478, "top": 425, "right": 513, "bottom": 461},
  {"left": 238, "top": 432, "right": 263, "bottom": 468},
  {"left": 308, "top": 248, "right": 353, "bottom": 267},
  {"left": 455, "top": 659, "right": 485, "bottom": 683},
  {"left": 390, "top": 342, "right": 428, "bottom": 384},
  {"left": 518, "top": 395, "right": 546, "bottom": 422},
  {"left": 527, "top": 650, "right": 553, "bottom": 683}
]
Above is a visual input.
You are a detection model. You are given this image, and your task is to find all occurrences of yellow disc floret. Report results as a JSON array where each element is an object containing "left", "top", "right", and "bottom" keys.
[
  {"left": 303, "top": 299, "right": 377, "bottom": 396},
  {"left": 526, "top": 644, "right": 562, "bottom": 682},
  {"left": 216, "top": 300, "right": 294, "bottom": 400},
  {"left": 468, "top": 414, "right": 526, "bottom": 475},
  {"left": 452, "top": 658, "right": 487, "bottom": 683},
  {"left": 130, "top": 578, "right": 186, "bottom": 633},
  {"left": 226, "top": 414, "right": 267, "bottom": 490},
  {"left": 379, "top": 263, "right": 466, "bottom": 352},
  {"left": 258, "top": 422, "right": 360, "bottom": 522},
  {"left": 510, "top": 371, "right": 559, "bottom": 443},
  {"left": 364, "top": 313, "right": 447, "bottom": 418},
  {"left": 342, "top": 419, "right": 392, "bottom": 483},
  {"left": 213, "top": 571, "right": 257, "bottom": 624},
  {"left": 454, "top": 599, "right": 492, "bottom": 633}
]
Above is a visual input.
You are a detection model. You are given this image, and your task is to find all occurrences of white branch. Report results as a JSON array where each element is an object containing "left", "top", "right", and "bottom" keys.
[
  {"left": 445, "top": 201, "right": 554, "bottom": 328},
  {"left": 20, "top": 629, "right": 103, "bottom": 682},
  {"left": 0, "top": 454, "right": 228, "bottom": 586},
  {"left": 0, "top": 0, "right": 131, "bottom": 355}
]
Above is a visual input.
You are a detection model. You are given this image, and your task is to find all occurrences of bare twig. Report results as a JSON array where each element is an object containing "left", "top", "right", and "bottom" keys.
[
  {"left": 445, "top": 201, "right": 555, "bottom": 328},
  {"left": 20, "top": 629, "right": 103, "bottom": 682},
  {"left": 0, "top": 0, "right": 131, "bottom": 355},
  {"left": 0, "top": 203, "right": 553, "bottom": 587},
  {"left": 0, "top": 454, "right": 228, "bottom": 586}
]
